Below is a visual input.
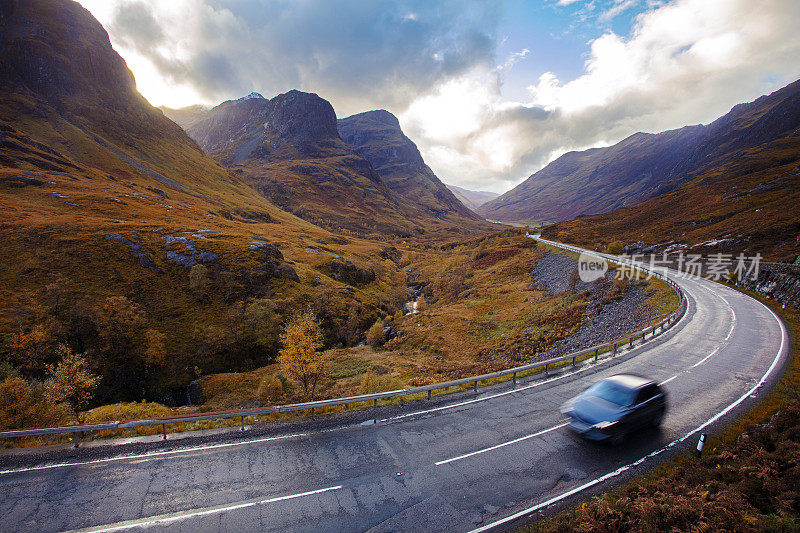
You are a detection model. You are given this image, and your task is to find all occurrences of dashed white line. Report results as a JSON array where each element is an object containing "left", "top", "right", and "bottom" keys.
[
  {"left": 435, "top": 423, "right": 568, "bottom": 466},
  {"left": 71, "top": 485, "right": 343, "bottom": 532},
  {"left": 658, "top": 375, "right": 678, "bottom": 386}
]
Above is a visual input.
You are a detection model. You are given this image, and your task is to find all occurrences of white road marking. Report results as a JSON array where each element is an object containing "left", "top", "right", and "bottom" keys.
[
  {"left": 435, "top": 423, "right": 568, "bottom": 466},
  {"left": 691, "top": 346, "right": 721, "bottom": 368},
  {"left": 0, "top": 432, "right": 309, "bottom": 476},
  {"left": 658, "top": 375, "right": 678, "bottom": 386},
  {"left": 470, "top": 291, "right": 788, "bottom": 533},
  {"left": 71, "top": 485, "right": 343, "bottom": 532}
]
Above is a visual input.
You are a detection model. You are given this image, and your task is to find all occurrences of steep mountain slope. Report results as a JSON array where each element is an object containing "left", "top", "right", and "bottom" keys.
[
  {"left": 0, "top": 0, "right": 415, "bottom": 402},
  {"left": 480, "top": 80, "right": 800, "bottom": 226},
  {"left": 445, "top": 183, "right": 499, "bottom": 212},
  {"left": 337, "top": 110, "right": 481, "bottom": 222},
  {"left": 166, "top": 94, "right": 489, "bottom": 237},
  {"left": 542, "top": 80, "right": 800, "bottom": 261}
]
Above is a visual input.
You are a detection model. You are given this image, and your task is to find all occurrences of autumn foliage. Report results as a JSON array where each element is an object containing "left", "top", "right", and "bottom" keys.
[
  {"left": 46, "top": 345, "right": 101, "bottom": 421},
  {"left": 277, "top": 311, "right": 330, "bottom": 400}
]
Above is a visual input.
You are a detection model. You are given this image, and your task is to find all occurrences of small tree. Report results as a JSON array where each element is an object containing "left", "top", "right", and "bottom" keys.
[
  {"left": 189, "top": 264, "right": 211, "bottom": 300},
  {"left": 0, "top": 377, "right": 34, "bottom": 430},
  {"left": 365, "top": 320, "right": 386, "bottom": 348},
  {"left": 46, "top": 345, "right": 100, "bottom": 422},
  {"left": 607, "top": 240, "right": 625, "bottom": 255},
  {"left": 277, "top": 311, "right": 329, "bottom": 400}
]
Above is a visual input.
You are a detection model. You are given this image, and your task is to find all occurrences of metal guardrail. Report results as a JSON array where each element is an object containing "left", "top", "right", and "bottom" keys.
[{"left": 0, "top": 237, "right": 687, "bottom": 444}]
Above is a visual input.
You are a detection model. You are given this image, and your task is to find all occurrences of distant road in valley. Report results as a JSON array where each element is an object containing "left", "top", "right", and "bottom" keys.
[{"left": 0, "top": 239, "right": 788, "bottom": 533}]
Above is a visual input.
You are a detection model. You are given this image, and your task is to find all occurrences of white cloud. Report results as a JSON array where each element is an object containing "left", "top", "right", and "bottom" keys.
[{"left": 403, "top": 0, "right": 800, "bottom": 193}]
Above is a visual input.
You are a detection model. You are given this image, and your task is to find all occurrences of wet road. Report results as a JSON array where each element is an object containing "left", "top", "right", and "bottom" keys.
[{"left": 0, "top": 241, "right": 788, "bottom": 532}]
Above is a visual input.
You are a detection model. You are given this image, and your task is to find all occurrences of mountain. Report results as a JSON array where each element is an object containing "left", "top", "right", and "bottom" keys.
[
  {"left": 480, "top": 80, "right": 800, "bottom": 227},
  {"left": 0, "top": 0, "right": 422, "bottom": 402},
  {"left": 445, "top": 184, "right": 499, "bottom": 212},
  {"left": 541, "top": 80, "right": 800, "bottom": 261},
  {"left": 337, "top": 110, "right": 481, "bottom": 222}
]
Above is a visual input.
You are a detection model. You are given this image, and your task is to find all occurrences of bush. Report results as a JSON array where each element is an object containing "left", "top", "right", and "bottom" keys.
[
  {"left": 366, "top": 320, "right": 386, "bottom": 348},
  {"left": 0, "top": 377, "right": 35, "bottom": 430},
  {"left": 255, "top": 376, "right": 283, "bottom": 404},
  {"left": 607, "top": 240, "right": 625, "bottom": 255}
]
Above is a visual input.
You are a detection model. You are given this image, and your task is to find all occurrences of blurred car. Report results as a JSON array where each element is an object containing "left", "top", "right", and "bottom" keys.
[{"left": 560, "top": 374, "right": 667, "bottom": 443}]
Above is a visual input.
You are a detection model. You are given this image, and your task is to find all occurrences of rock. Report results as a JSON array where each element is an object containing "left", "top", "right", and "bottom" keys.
[
  {"left": 379, "top": 246, "right": 401, "bottom": 262},
  {"left": 166, "top": 250, "right": 197, "bottom": 268},
  {"left": 199, "top": 251, "right": 218, "bottom": 264},
  {"left": 186, "top": 380, "right": 203, "bottom": 406},
  {"left": 327, "top": 258, "right": 375, "bottom": 287}
]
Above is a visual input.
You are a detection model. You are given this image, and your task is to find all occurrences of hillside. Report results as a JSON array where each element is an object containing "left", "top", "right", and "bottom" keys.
[
  {"left": 480, "top": 80, "right": 800, "bottom": 229},
  {"left": 0, "top": 0, "right": 424, "bottom": 404},
  {"left": 542, "top": 81, "right": 800, "bottom": 261},
  {"left": 165, "top": 95, "right": 492, "bottom": 238},
  {"left": 445, "top": 183, "right": 499, "bottom": 212},
  {"left": 337, "top": 110, "right": 481, "bottom": 222}
]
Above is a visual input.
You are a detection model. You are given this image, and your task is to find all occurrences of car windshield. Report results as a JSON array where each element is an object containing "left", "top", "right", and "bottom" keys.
[{"left": 585, "top": 380, "right": 635, "bottom": 406}]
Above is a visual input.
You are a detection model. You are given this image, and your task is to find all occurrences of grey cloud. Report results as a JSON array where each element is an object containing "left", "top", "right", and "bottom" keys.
[{"left": 110, "top": 0, "right": 500, "bottom": 114}]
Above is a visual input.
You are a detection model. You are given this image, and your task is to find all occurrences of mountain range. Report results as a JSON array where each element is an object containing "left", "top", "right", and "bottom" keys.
[
  {"left": 445, "top": 184, "right": 500, "bottom": 212},
  {"left": 480, "top": 79, "right": 800, "bottom": 260},
  {"left": 163, "top": 92, "right": 486, "bottom": 237}
]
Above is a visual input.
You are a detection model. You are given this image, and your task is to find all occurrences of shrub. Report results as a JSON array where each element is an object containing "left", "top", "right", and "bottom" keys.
[
  {"left": 366, "top": 320, "right": 386, "bottom": 348},
  {"left": 607, "top": 240, "right": 625, "bottom": 255},
  {"left": 0, "top": 377, "right": 35, "bottom": 430},
  {"left": 255, "top": 376, "right": 283, "bottom": 404},
  {"left": 84, "top": 401, "right": 173, "bottom": 424}
]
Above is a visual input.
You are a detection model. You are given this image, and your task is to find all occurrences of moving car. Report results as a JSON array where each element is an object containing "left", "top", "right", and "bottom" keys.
[{"left": 560, "top": 374, "right": 667, "bottom": 443}]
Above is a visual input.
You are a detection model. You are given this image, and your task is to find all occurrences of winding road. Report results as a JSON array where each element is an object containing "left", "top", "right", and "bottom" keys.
[{"left": 0, "top": 240, "right": 789, "bottom": 533}]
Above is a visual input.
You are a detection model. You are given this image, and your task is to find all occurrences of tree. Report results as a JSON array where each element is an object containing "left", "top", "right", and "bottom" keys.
[
  {"left": 277, "top": 311, "right": 329, "bottom": 400},
  {"left": 607, "top": 240, "right": 625, "bottom": 255},
  {"left": 143, "top": 329, "right": 166, "bottom": 367},
  {"left": 0, "top": 377, "right": 34, "bottom": 430},
  {"left": 46, "top": 345, "right": 100, "bottom": 422},
  {"left": 189, "top": 264, "right": 211, "bottom": 300},
  {"left": 366, "top": 320, "right": 386, "bottom": 348}
]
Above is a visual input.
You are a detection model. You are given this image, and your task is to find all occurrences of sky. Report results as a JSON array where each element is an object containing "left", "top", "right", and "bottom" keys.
[{"left": 77, "top": 0, "right": 800, "bottom": 194}]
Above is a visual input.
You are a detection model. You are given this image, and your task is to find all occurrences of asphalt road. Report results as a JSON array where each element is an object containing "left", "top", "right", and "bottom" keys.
[{"left": 0, "top": 244, "right": 789, "bottom": 533}]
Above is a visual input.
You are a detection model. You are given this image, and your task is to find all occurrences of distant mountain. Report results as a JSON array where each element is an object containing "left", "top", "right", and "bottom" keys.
[
  {"left": 445, "top": 184, "right": 499, "bottom": 212},
  {"left": 541, "top": 79, "right": 800, "bottom": 261},
  {"left": 480, "top": 79, "right": 800, "bottom": 227},
  {"left": 337, "top": 110, "right": 481, "bottom": 221},
  {"left": 166, "top": 94, "right": 491, "bottom": 236}
]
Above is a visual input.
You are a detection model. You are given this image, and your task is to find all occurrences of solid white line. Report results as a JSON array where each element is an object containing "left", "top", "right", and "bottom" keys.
[
  {"left": 73, "top": 485, "right": 343, "bottom": 532},
  {"left": 469, "top": 294, "right": 788, "bottom": 533},
  {"left": 0, "top": 432, "right": 309, "bottom": 476},
  {"left": 435, "top": 423, "right": 568, "bottom": 466}
]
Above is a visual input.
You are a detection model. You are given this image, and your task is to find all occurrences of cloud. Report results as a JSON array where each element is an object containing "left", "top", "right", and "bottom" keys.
[
  {"left": 401, "top": 0, "right": 800, "bottom": 192},
  {"left": 83, "top": 0, "right": 499, "bottom": 115}
]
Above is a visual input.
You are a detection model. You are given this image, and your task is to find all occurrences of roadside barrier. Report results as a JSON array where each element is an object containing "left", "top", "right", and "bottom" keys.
[{"left": 0, "top": 237, "right": 686, "bottom": 445}]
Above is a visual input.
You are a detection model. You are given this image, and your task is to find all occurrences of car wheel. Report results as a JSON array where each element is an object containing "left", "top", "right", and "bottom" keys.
[{"left": 651, "top": 408, "right": 665, "bottom": 427}]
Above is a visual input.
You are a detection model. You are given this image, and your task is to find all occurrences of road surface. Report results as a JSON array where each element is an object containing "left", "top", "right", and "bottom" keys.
[{"left": 0, "top": 241, "right": 788, "bottom": 532}]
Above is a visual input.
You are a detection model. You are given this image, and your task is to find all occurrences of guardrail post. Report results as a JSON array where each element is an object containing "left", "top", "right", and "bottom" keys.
[
  {"left": 73, "top": 431, "right": 79, "bottom": 448},
  {"left": 427, "top": 390, "right": 431, "bottom": 400},
  {"left": 374, "top": 398, "right": 378, "bottom": 407},
  {"left": 572, "top": 356, "right": 576, "bottom": 366},
  {"left": 612, "top": 343, "right": 617, "bottom": 355},
  {"left": 545, "top": 363, "right": 549, "bottom": 375},
  {"left": 594, "top": 349, "right": 598, "bottom": 361},
  {"left": 474, "top": 381, "right": 478, "bottom": 393},
  {"left": 311, "top": 407, "right": 315, "bottom": 419},
  {"left": 513, "top": 372, "right": 517, "bottom": 385},
  {"left": 162, "top": 423, "right": 167, "bottom": 440},
  {"left": 629, "top": 337, "right": 633, "bottom": 348},
  {"left": 240, "top": 416, "right": 245, "bottom": 431}
]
